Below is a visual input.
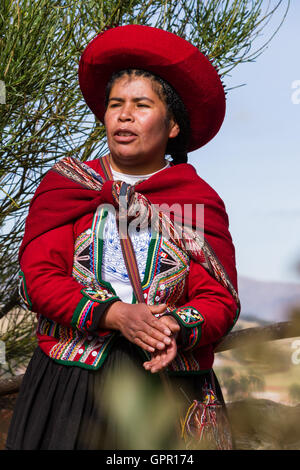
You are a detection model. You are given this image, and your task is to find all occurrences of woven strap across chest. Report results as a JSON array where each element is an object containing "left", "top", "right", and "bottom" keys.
[{"left": 99, "top": 154, "right": 145, "bottom": 303}]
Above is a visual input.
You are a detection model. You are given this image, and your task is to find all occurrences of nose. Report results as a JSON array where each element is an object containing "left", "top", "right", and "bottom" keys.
[{"left": 118, "top": 103, "right": 134, "bottom": 122}]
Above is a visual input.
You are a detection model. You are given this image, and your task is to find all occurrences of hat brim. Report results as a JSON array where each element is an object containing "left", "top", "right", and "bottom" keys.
[{"left": 78, "top": 25, "right": 225, "bottom": 152}]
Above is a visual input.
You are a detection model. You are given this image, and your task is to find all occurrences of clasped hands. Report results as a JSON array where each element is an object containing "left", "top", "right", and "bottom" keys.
[{"left": 102, "top": 301, "right": 180, "bottom": 373}]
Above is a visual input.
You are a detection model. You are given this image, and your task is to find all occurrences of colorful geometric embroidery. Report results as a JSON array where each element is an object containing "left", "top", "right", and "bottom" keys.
[
  {"left": 147, "top": 238, "right": 189, "bottom": 306},
  {"left": 49, "top": 326, "right": 116, "bottom": 369},
  {"left": 37, "top": 315, "right": 59, "bottom": 338},
  {"left": 53, "top": 157, "right": 104, "bottom": 191},
  {"left": 81, "top": 287, "right": 118, "bottom": 303},
  {"left": 167, "top": 350, "right": 201, "bottom": 372},
  {"left": 72, "top": 229, "right": 95, "bottom": 285},
  {"left": 185, "top": 327, "right": 200, "bottom": 351},
  {"left": 172, "top": 306, "right": 204, "bottom": 327},
  {"left": 37, "top": 315, "right": 117, "bottom": 369},
  {"left": 72, "top": 298, "right": 94, "bottom": 332}
]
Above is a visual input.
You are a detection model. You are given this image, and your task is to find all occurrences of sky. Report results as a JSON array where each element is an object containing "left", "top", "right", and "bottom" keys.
[{"left": 189, "top": 1, "right": 300, "bottom": 285}]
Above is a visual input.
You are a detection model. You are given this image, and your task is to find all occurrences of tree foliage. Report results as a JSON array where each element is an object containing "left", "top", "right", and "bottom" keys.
[{"left": 0, "top": 0, "right": 290, "bottom": 374}]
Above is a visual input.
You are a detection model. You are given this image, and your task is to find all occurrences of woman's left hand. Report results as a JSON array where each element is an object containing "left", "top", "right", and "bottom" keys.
[{"left": 143, "top": 315, "right": 180, "bottom": 373}]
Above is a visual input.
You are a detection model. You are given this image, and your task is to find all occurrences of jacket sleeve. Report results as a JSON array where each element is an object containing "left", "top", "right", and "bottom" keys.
[
  {"left": 19, "top": 223, "right": 121, "bottom": 335},
  {"left": 165, "top": 259, "right": 239, "bottom": 352}
]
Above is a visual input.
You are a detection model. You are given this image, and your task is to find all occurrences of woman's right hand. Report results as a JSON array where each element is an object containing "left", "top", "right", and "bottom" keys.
[{"left": 100, "top": 301, "right": 173, "bottom": 353}]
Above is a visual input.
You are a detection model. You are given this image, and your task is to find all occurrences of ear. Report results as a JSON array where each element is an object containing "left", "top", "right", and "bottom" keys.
[{"left": 168, "top": 119, "right": 180, "bottom": 139}]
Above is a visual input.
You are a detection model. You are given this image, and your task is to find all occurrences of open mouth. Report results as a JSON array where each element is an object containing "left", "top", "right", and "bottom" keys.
[
  {"left": 113, "top": 130, "right": 138, "bottom": 143},
  {"left": 114, "top": 129, "right": 136, "bottom": 137},
  {"left": 114, "top": 130, "right": 137, "bottom": 137}
]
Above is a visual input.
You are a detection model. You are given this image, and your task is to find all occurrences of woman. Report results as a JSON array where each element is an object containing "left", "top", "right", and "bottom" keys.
[{"left": 6, "top": 25, "right": 240, "bottom": 450}]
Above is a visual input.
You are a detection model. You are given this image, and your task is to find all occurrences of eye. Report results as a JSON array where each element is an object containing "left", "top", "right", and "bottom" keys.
[{"left": 137, "top": 103, "right": 149, "bottom": 108}]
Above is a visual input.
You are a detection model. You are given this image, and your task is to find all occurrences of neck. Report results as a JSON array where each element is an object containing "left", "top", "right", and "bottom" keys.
[{"left": 108, "top": 153, "right": 167, "bottom": 175}]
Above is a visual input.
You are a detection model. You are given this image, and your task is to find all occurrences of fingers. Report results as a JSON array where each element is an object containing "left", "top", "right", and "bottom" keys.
[
  {"left": 133, "top": 326, "right": 171, "bottom": 353},
  {"left": 118, "top": 303, "right": 171, "bottom": 348},
  {"left": 118, "top": 303, "right": 177, "bottom": 353},
  {"left": 134, "top": 337, "right": 155, "bottom": 353},
  {"left": 133, "top": 310, "right": 179, "bottom": 354},
  {"left": 148, "top": 305, "right": 180, "bottom": 335},
  {"left": 143, "top": 338, "right": 178, "bottom": 373},
  {"left": 143, "top": 353, "right": 167, "bottom": 373},
  {"left": 143, "top": 355, "right": 170, "bottom": 373},
  {"left": 148, "top": 304, "right": 173, "bottom": 335},
  {"left": 145, "top": 319, "right": 172, "bottom": 342},
  {"left": 158, "top": 315, "right": 180, "bottom": 334}
]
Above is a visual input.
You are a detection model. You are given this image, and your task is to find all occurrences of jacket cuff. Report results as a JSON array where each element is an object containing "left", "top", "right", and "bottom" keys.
[
  {"left": 71, "top": 287, "right": 120, "bottom": 334},
  {"left": 19, "top": 271, "right": 33, "bottom": 310},
  {"left": 163, "top": 306, "right": 204, "bottom": 352}
]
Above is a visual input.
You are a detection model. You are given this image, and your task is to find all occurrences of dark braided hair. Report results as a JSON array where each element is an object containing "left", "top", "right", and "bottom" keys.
[{"left": 104, "top": 69, "right": 191, "bottom": 165}]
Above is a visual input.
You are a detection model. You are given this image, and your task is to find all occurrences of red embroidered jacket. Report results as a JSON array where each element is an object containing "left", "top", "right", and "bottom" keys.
[{"left": 19, "top": 158, "right": 240, "bottom": 374}]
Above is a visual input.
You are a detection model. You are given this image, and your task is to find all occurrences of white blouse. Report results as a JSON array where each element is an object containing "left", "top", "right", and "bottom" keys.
[{"left": 101, "top": 161, "right": 170, "bottom": 303}]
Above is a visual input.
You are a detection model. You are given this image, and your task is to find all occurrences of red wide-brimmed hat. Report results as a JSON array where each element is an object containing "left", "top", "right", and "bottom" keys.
[{"left": 78, "top": 25, "right": 225, "bottom": 152}]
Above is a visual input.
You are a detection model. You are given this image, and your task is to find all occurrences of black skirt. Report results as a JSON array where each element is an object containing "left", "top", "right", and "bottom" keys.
[{"left": 5, "top": 337, "right": 231, "bottom": 450}]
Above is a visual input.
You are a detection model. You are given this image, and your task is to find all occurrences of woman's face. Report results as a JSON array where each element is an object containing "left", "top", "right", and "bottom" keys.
[{"left": 104, "top": 75, "right": 179, "bottom": 174}]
